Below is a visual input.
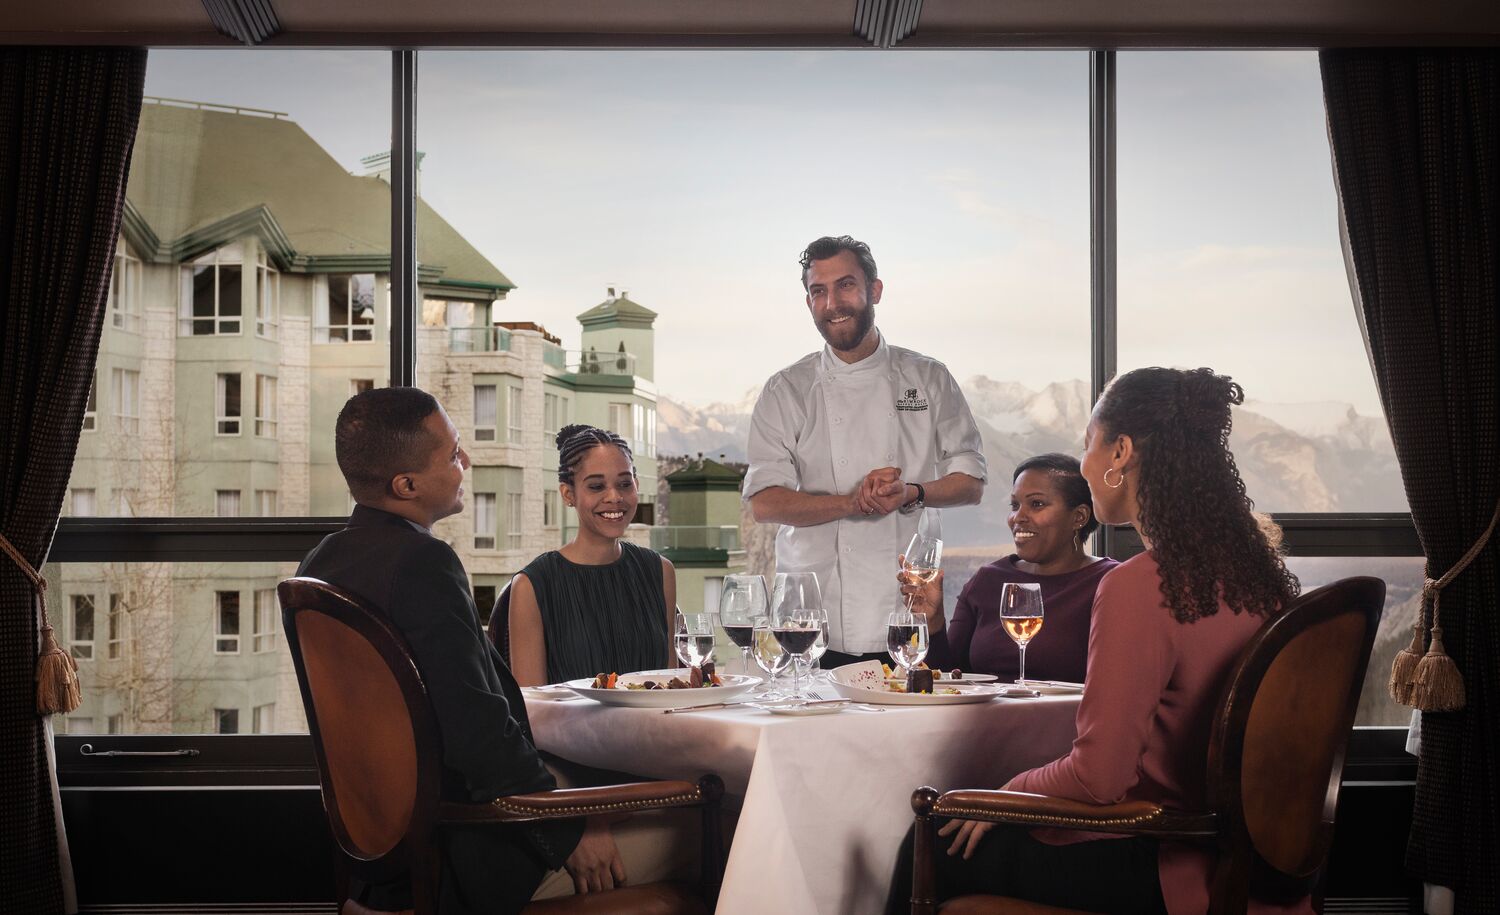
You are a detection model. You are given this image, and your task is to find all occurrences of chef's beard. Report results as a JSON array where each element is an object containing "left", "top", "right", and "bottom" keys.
[{"left": 819, "top": 301, "right": 876, "bottom": 353}]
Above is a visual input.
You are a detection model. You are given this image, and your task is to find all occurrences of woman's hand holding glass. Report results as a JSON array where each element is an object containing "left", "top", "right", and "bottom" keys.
[{"left": 897, "top": 554, "right": 945, "bottom": 635}]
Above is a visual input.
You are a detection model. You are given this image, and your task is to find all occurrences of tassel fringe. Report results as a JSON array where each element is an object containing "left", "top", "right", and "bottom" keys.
[
  {"left": 1388, "top": 622, "right": 1424, "bottom": 705},
  {"left": 35, "top": 623, "right": 82, "bottom": 716},
  {"left": 1410, "top": 627, "right": 1466, "bottom": 712}
]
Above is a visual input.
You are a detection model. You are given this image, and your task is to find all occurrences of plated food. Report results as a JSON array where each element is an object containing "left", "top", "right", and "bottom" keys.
[
  {"left": 829, "top": 661, "right": 1005, "bottom": 706},
  {"left": 590, "top": 663, "right": 722, "bottom": 690},
  {"left": 563, "top": 668, "right": 760, "bottom": 709}
]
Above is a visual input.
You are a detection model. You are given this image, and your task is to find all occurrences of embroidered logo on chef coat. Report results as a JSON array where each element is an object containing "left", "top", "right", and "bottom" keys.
[{"left": 896, "top": 387, "right": 929, "bottom": 412}]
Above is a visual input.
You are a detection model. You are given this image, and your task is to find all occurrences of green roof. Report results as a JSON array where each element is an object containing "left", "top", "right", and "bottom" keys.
[
  {"left": 665, "top": 457, "right": 744, "bottom": 485},
  {"left": 124, "top": 102, "right": 512, "bottom": 290},
  {"left": 577, "top": 293, "right": 657, "bottom": 327}
]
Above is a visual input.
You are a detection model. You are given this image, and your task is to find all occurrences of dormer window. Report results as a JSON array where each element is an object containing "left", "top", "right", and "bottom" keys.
[{"left": 180, "top": 243, "right": 244, "bottom": 336}]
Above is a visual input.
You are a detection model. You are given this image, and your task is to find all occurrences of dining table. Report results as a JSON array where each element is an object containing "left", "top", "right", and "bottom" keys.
[{"left": 527, "top": 682, "right": 1081, "bottom": 914}]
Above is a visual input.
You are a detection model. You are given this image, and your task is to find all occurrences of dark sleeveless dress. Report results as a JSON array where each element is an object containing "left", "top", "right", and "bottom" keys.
[{"left": 518, "top": 540, "right": 672, "bottom": 684}]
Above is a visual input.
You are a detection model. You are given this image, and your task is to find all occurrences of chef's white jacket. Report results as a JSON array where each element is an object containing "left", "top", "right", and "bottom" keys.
[{"left": 743, "top": 332, "right": 987, "bottom": 654}]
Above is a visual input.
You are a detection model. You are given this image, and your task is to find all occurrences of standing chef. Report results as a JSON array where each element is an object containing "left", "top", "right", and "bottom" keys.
[{"left": 744, "top": 235, "right": 987, "bottom": 666}]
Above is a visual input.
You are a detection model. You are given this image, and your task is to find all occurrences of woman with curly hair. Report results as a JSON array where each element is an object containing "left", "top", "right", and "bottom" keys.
[
  {"left": 888, "top": 367, "right": 1301, "bottom": 915},
  {"left": 509, "top": 424, "right": 675, "bottom": 686}
]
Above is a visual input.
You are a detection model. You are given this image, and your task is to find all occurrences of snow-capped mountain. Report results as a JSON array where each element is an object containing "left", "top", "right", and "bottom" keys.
[{"left": 656, "top": 377, "right": 1405, "bottom": 547}]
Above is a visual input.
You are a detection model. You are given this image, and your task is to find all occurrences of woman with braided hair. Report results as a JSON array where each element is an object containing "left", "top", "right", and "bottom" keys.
[
  {"left": 509, "top": 424, "right": 675, "bottom": 686},
  {"left": 889, "top": 367, "right": 1302, "bottom": 915}
]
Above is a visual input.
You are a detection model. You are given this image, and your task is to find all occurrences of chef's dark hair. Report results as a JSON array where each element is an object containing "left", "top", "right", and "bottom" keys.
[
  {"left": 1013, "top": 453, "right": 1099, "bottom": 539},
  {"left": 555, "top": 424, "right": 633, "bottom": 485}
]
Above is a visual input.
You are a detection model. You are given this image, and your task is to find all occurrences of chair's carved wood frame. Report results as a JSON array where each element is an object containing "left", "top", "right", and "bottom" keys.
[
  {"left": 909, "top": 576, "right": 1384, "bottom": 915},
  {"left": 281, "top": 577, "right": 725, "bottom": 913}
]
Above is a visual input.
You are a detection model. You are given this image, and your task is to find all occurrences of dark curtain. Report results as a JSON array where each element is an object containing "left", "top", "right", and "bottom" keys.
[
  {"left": 1321, "top": 50, "right": 1499, "bottom": 913},
  {"left": 0, "top": 48, "right": 147, "bottom": 913}
]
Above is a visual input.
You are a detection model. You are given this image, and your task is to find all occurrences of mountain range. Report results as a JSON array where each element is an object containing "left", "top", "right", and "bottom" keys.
[{"left": 658, "top": 376, "right": 1407, "bottom": 548}]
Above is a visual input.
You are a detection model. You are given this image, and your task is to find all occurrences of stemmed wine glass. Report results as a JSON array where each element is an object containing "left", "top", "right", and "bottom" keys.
[
  {"left": 999, "top": 583, "right": 1045, "bottom": 685},
  {"left": 886, "top": 611, "right": 929, "bottom": 679},
  {"left": 718, "top": 574, "right": 769, "bottom": 676},
  {"left": 900, "top": 530, "right": 943, "bottom": 613},
  {"left": 751, "top": 615, "right": 791, "bottom": 699},
  {"left": 795, "top": 608, "right": 831, "bottom": 685},
  {"left": 771, "top": 572, "right": 823, "bottom": 701},
  {"left": 674, "top": 611, "right": 716, "bottom": 670}
]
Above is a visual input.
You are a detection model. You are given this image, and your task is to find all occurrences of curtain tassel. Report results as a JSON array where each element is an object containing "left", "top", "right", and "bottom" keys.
[
  {"left": 1410, "top": 621, "right": 1465, "bottom": 712},
  {"left": 1387, "top": 617, "right": 1425, "bottom": 705},
  {"left": 1, "top": 532, "right": 82, "bottom": 716},
  {"left": 35, "top": 622, "right": 81, "bottom": 716}
]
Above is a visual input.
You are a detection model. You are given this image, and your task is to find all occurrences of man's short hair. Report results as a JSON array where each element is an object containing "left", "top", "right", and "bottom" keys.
[
  {"left": 800, "top": 235, "right": 879, "bottom": 289},
  {"left": 335, "top": 387, "right": 442, "bottom": 502}
]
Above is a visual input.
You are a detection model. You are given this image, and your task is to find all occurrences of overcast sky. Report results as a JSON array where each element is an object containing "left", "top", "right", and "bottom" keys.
[{"left": 143, "top": 49, "right": 1383, "bottom": 414}]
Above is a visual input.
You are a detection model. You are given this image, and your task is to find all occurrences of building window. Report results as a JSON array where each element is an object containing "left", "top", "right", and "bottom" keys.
[
  {"left": 351, "top": 378, "right": 374, "bottom": 396},
  {"left": 255, "top": 374, "right": 277, "bottom": 437},
  {"left": 180, "top": 243, "right": 244, "bottom": 336},
  {"left": 474, "top": 385, "right": 497, "bottom": 441},
  {"left": 543, "top": 392, "right": 560, "bottom": 436},
  {"left": 216, "top": 373, "right": 242, "bottom": 435},
  {"left": 107, "top": 593, "right": 127, "bottom": 660},
  {"left": 635, "top": 404, "right": 656, "bottom": 458},
  {"left": 255, "top": 490, "right": 277, "bottom": 516},
  {"left": 216, "top": 490, "right": 241, "bottom": 518},
  {"left": 112, "top": 368, "right": 139, "bottom": 434},
  {"left": 544, "top": 489, "right": 559, "bottom": 529},
  {"left": 474, "top": 493, "right": 496, "bottom": 550},
  {"left": 316, "top": 273, "right": 376, "bottom": 342},
  {"left": 107, "top": 713, "right": 125, "bottom": 735},
  {"left": 507, "top": 386, "right": 524, "bottom": 444},
  {"left": 215, "top": 708, "right": 240, "bottom": 734},
  {"left": 608, "top": 403, "right": 630, "bottom": 442},
  {"left": 215, "top": 591, "right": 240, "bottom": 653},
  {"left": 253, "top": 588, "right": 277, "bottom": 652},
  {"left": 252, "top": 703, "right": 275, "bottom": 734},
  {"left": 108, "top": 239, "right": 142, "bottom": 333},
  {"left": 506, "top": 492, "right": 523, "bottom": 549},
  {"left": 82, "top": 374, "right": 97, "bottom": 432},
  {"left": 256, "top": 254, "right": 279, "bottom": 338},
  {"left": 67, "top": 717, "right": 94, "bottom": 735},
  {"left": 71, "top": 488, "right": 96, "bottom": 517},
  {"left": 70, "top": 595, "right": 95, "bottom": 660}
]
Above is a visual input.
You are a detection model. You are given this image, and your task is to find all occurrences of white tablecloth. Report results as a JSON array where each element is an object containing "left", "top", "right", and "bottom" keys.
[{"left": 528, "top": 688, "right": 1080, "bottom": 914}]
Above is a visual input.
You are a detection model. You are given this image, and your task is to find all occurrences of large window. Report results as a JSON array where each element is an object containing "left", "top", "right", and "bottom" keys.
[
  {"left": 53, "top": 50, "right": 1416, "bottom": 752},
  {"left": 318, "top": 273, "right": 377, "bottom": 342},
  {"left": 215, "top": 373, "right": 242, "bottom": 435},
  {"left": 181, "top": 244, "right": 244, "bottom": 336}
]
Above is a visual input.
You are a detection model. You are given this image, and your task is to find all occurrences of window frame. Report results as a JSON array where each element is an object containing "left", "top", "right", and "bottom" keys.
[
  {"left": 52, "top": 49, "right": 1417, "bottom": 786},
  {"left": 317, "top": 272, "right": 379, "bottom": 343},
  {"left": 474, "top": 383, "right": 498, "bottom": 441},
  {"left": 216, "top": 372, "right": 242, "bottom": 436},
  {"left": 180, "top": 244, "right": 246, "bottom": 337},
  {"left": 254, "top": 373, "right": 278, "bottom": 438},
  {"left": 111, "top": 367, "right": 139, "bottom": 434},
  {"left": 214, "top": 590, "right": 241, "bottom": 654},
  {"left": 473, "top": 492, "right": 496, "bottom": 550},
  {"left": 108, "top": 238, "right": 142, "bottom": 333}
]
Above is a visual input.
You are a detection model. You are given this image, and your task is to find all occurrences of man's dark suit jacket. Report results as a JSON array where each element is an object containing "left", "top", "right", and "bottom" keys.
[{"left": 298, "top": 504, "right": 584, "bottom": 913}]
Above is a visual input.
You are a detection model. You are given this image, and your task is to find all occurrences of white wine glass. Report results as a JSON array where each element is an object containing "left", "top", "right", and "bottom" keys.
[
  {"left": 999, "top": 583, "right": 1044, "bottom": 685},
  {"left": 885, "top": 611, "right": 929, "bottom": 679},
  {"left": 674, "top": 611, "right": 716, "bottom": 669},
  {"left": 900, "top": 531, "right": 943, "bottom": 613},
  {"left": 719, "top": 574, "right": 768, "bottom": 676},
  {"left": 752, "top": 615, "right": 792, "bottom": 699}
]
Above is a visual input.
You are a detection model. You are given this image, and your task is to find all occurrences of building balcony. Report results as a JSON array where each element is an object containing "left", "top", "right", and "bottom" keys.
[
  {"left": 561, "top": 348, "right": 636, "bottom": 376},
  {"left": 650, "top": 524, "right": 742, "bottom": 566},
  {"left": 448, "top": 326, "right": 512, "bottom": 353}
]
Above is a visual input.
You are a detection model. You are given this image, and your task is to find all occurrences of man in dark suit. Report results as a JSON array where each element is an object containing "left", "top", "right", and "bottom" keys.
[{"left": 298, "top": 387, "right": 628, "bottom": 913}]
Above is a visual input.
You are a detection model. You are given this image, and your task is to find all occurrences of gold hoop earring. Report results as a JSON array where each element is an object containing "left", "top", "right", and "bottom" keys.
[{"left": 1103, "top": 467, "right": 1124, "bottom": 489}]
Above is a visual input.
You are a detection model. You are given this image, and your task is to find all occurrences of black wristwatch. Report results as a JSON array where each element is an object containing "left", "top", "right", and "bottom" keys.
[{"left": 900, "top": 482, "right": 926, "bottom": 514}]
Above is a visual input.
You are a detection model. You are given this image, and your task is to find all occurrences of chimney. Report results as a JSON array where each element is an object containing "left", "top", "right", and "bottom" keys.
[{"left": 607, "top": 286, "right": 616, "bottom": 299}]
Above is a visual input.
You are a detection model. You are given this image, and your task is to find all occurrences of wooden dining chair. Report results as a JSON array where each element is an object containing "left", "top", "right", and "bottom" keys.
[
  {"left": 486, "top": 578, "right": 514, "bottom": 666},
  {"left": 280, "top": 577, "right": 723, "bottom": 915},
  {"left": 908, "top": 576, "right": 1385, "bottom": 915}
]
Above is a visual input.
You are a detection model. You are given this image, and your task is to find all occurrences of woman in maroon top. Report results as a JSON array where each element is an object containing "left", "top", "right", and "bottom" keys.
[
  {"left": 900, "top": 453, "right": 1116, "bottom": 683},
  {"left": 888, "top": 367, "right": 1301, "bottom": 915}
]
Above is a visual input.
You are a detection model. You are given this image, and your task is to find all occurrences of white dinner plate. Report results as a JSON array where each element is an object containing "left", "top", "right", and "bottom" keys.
[
  {"left": 562, "top": 668, "right": 760, "bottom": 709},
  {"left": 880, "top": 672, "right": 1000, "bottom": 685},
  {"left": 830, "top": 662, "right": 1004, "bottom": 706}
]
